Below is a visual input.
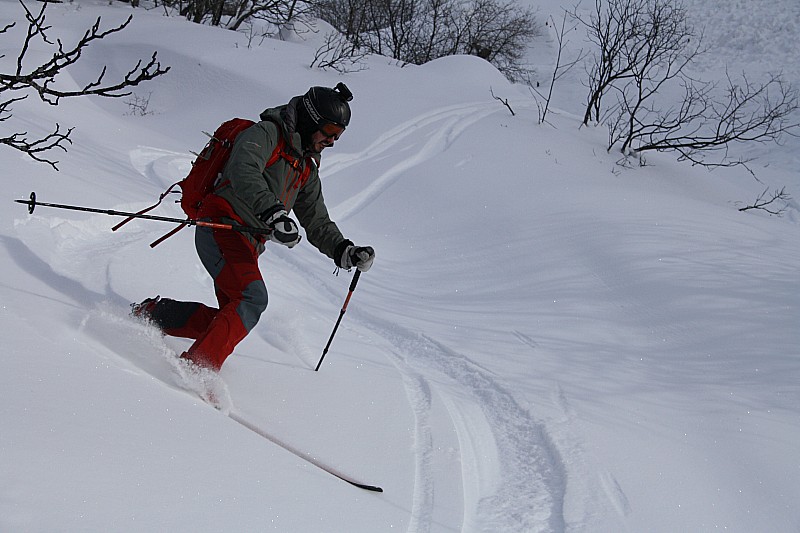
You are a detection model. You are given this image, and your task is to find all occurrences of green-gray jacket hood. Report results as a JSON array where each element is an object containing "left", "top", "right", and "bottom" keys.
[{"left": 260, "top": 98, "right": 321, "bottom": 165}]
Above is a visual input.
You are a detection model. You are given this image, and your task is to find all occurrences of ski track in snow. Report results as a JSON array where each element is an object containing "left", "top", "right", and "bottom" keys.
[
  {"left": 275, "top": 238, "right": 570, "bottom": 530},
  {"left": 326, "top": 101, "right": 507, "bottom": 223},
  {"left": 129, "top": 146, "right": 192, "bottom": 189},
  {"left": 6, "top": 214, "right": 233, "bottom": 412},
  {"left": 347, "top": 103, "right": 566, "bottom": 531},
  {"left": 243, "top": 100, "right": 569, "bottom": 531},
  {"left": 78, "top": 303, "right": 235, "bottom": 413},
  {"left": 290, "top": 101, "right": 568, "bottom": 531},
  {"left": 366, "top": 317, "right": 567, "bottom": 532},
  {"left": 222, "top": 101, "right": 565, "bottom": 531},
  {"left": 384, "top": 351, "right": 436, "bottom": 532}
]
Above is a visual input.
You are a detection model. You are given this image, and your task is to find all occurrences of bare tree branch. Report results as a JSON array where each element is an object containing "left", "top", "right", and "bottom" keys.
[
  {"left": 490, "top": 87, "right": 515, "bottom": 116},
  {"left": 619, "top": 72, "right": 800, "bottom": 168},
  {"left": 0, "top": 124, "right": 74, "bottom": 171},
  {"left": 310, "top": 31, "right": 369, "bottom": 72},
  {"left": 738, "top": 187, "right": 791, "bottom": 216},
  {"left": 1, "top": 0, "right": 170, "bottom": 169}
]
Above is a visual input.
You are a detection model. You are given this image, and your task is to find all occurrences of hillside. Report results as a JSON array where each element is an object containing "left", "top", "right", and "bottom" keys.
[{"left": 2, "top": 1, "right": 798, "bottom": 531}]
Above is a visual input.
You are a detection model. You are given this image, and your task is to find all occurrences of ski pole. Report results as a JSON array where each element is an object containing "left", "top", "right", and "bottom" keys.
[
  {"left": 14, "top": 191, "right": 269, "bottom": 236},
  {"left": 315, "top": 269, "right": 361, "bottom": 371}
]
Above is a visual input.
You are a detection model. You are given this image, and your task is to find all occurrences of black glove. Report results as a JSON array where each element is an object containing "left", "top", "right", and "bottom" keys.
[
  {"left": 260, "top": 208, "right": 301, "bottom": 248},
  {"left": 340, "top": 245, "right": 375, "bottom": 272}
]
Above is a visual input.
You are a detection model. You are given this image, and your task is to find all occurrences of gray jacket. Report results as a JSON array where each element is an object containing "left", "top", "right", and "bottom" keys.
[{"left": 215, "top": 99, "right": 349, "bottom": 260}]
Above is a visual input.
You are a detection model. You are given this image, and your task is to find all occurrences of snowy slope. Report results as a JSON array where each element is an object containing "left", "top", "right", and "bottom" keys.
[{"left": 2, "top": 1, "right": 799, "bottom": 532}]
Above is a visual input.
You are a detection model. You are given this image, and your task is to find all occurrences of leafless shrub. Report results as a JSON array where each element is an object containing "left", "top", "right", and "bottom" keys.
[
  {"left": 573, "top": 0, "right": 799, "bottom": 172},
  {"left": 610, "top": 71, "right": 800, "bottom": 171},
  {"left": 125, "top": 92, "right": 155, "bottom": 116},
  {"left": 315, "top": 0, "right": 540, "bottom": 81},
  {"left": 738, "top": 187, "right": 792, "bottom": 216},
  {"left": 310, "top": 31, "right": 369, "bottom": 72},
  {"left": 490, "top": 87, "right": 515, "bottom": 116},
  {"left": 530, "top": 12, "right": 586, "bottom": 124},
  {"left": 157, "top": 0, "right": 315, "bottom": 32}
]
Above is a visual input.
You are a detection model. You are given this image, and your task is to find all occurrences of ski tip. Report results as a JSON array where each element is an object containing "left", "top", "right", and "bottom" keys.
[
  {"left": 352, "top": 482, "right": 383, "bottom": 493},
  {"left": 336, "top": 474, "right": 383, "bottom": 493}
]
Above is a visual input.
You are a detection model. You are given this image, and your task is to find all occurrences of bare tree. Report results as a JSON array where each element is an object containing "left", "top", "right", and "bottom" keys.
[
  {"left": 1, "top": 1, "right": 170, "bottom": 169},
  {"left": 572, "top": 0, "right": 703, "bottom": 127},
  {"left": 315, "top": 0, "right": 370, "bottom": 45},
  {"left": 575, "top": 0, "right": 799, "bottom": 171},
  {"left": 227, "top": 0, "right": 316, "bottom": 32},
  {"left": 456, "top": 0, "right": 539, "bottom": 81},
  {"left": 603, "top": 0, "right": 702, "bottom": 150},
  {"left": 173, "top": 0, "right": 227, "bottom": 25},
  {"left": 611, "top": 71, "right": 799, "bottom": 169},
  {"left": 310, "top": 31, "right": 369, "bottom": 72},
  {"left": 157, "top": 0, "right": 314, "bottom": 31},
  {"left": 570, "top": 0, "right": 647, "bottom": 125},
  {"left": 531, "top": 12, "right": 585, "bottom": 123}
]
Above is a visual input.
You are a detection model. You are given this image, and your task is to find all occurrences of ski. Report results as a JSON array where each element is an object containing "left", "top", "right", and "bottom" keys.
[
  {"left": 228, "top": 410, "right": 384, "bottom": 493},
  {"left": 175, "top": 366, "right": 382, "bottom": 492}
]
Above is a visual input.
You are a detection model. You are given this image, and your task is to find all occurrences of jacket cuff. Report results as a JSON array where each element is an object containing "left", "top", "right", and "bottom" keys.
[
  {"left": 257, "top": 204, "right": 286, "bottom": 223},
  {"left": 333, "top": 239, "right": 354, "bottom": 267}
]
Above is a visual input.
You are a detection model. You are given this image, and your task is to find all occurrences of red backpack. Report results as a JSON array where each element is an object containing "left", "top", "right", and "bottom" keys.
[
  {"left": 114, "top": 117, "right": 312, "bottom": 247},
  {"left": 180, "top": 117, "right": 256, "bottom": 219}
]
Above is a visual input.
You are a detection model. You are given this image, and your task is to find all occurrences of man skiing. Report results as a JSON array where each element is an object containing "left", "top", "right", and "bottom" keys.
[{"left": 133, "top": 83, "right": 375, "bottom": 370}]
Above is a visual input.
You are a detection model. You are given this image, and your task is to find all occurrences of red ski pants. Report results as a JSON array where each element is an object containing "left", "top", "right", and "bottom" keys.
[{"left": 162, "top": 225, "right": 268, "bottom": 370}]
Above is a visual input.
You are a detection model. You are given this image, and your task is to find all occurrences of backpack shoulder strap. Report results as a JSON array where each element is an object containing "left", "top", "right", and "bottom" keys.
[
  {"left": 266, "top": 133, "right": 286, "bottom": 168},
  {"left": 264, "top": 126, "right": 313, "bottom": 188}
]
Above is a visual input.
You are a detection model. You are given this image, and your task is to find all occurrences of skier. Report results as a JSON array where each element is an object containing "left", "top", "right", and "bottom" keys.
[{"left": 132, "top": 83, "right": 375, "bottom": 370}]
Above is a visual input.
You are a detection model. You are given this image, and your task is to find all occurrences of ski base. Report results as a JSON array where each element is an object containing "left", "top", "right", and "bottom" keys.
[{"left": 228, "top": 411, "right": 384, "bottom": 493}]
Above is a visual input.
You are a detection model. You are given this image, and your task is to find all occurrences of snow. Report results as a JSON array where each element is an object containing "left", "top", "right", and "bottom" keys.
[{"left": 2, "top": 0, "right": 799, "bottom": 531}]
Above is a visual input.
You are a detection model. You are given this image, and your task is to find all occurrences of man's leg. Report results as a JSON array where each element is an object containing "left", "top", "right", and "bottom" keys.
[
  {"left": 135, "top": 297, "right": 218, "bottom": 339},
  {"left": 182, "top": 226, "right": 268, "bottom": 370}
]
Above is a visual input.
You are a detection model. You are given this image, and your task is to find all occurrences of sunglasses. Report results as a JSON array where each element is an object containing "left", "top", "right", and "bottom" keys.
[{"left": 319, "top": 122, "right": 345, "bottom": 140}]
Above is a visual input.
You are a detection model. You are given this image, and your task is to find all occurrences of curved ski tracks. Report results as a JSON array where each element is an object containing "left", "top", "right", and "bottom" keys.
[
  {"left": 384, "top": 353, "right": 436, "bottom": 532},
  {"left": 371, "top": 319, "right": 566, "bottom": 532},
  {"left": 325, "top": 102, "right": 507, "bottom": 223},
  {"left": 327, "top": 101, "right": 568, "bottom": 531}
]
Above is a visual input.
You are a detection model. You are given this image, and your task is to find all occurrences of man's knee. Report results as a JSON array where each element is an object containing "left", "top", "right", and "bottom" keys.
[{"left": 238, "top": 280, "right": 268, "bottom": 331}]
